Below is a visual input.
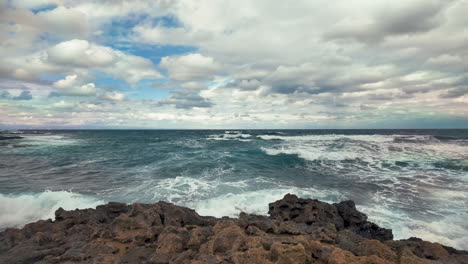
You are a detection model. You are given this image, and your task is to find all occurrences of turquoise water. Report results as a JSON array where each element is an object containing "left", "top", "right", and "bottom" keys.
[{"left": 0, "top": 129, "right": 467, "bottom": 249}]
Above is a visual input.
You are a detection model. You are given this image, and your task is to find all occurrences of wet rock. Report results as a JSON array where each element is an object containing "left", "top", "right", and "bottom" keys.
[
  {"left": 1, "top": 194, "right": 467, "bottom": 264},
  {"left": 269, "top": 194, "right": 393, "bottom": 241},
  {"left": 268, "top": 194, "right": 344, "bottom": 228}
]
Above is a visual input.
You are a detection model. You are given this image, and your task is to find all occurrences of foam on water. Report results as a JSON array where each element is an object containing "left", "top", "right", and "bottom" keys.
[
  {"left": 109, "top": 164, "right": 347, "bottom": 219},
  {"left": 257, "top": 133, "right": 468, "bottom": 249},
  {"left": 360, "top": 203, "right": 468, "bottom": 250},
  {"left": 261, "top": 146, "right": 362, "bottom": 161},
  {"left": 19, "top": 134, "right": 81, "bottom": 147},
  {"left": 207, "top": 131, "right": 252, "bottom": 141},
  {"left": 1, "top": 186, "right": 466, "bottom": 250},
  {"left": 0, "top": 191, "right": 104, "bottom": 229},
  {"left": 260, "top": 133, "right": 468, "bottom": 164},
  {"left": 257, "top": 134, "right": 395, "bottom": 142},
  {"left": 190, "top": 187, "right": 345, "bottom": 217},
  {"left": 122, "top": 172, "right": 468, "bottom": 250},
  {"left": 1, "top": 130, "right": 467, "bottom": 250}
]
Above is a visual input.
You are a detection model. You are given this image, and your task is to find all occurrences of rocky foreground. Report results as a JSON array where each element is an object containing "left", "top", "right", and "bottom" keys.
[{"left": 0, "top": 194, "right": 466, "bottom": 264}]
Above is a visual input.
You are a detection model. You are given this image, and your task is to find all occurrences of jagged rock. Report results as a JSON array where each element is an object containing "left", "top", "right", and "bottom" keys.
[
  {"left": 268, "top": 194, "right": 344, "bottom": 228},
  {"left": 1, "top": 194, "right": 467, "bottom": 264},
  {"left": 268, "top": 194, "right": 393, "bottom": 241}
]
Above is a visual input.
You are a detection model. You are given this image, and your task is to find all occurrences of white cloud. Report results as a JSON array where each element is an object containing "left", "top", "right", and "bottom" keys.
[
  {"left": 73, "top": 83, "right": 98, "bottom": 96},
  {"left": 52, "top": 74, "right": 80, "bottom": 89},
  {"left": 1, "top": 0, "right": 467, "bottom": 128},
  {"left": 160, "top": 53, "right": 219, "bottom": 81},
  {"left": 37, "top": 6, "right": 88, "bottom": 37},
  {"left": 52, "top": 75, "right": 98, "bottom": 96},
  {"left": 109, "top": 52, "right": 162, "bottom": 86},
  {"left": 48, "top": 39, "right": 116, "bottom": 67},
  {"left": 50, "top": 100, "right": 77, "bottom": 109},
  {"left": 102, "top": 91, "right": 125, "bottom": 101},
  {"left": 47, "top": 39, "right": 162, "bottom": 85},
  {"left": 9, "top": 0, "right": 60, "bottom": 9},
  {"left": 1, "top": 39, "right": 161, "bottom": 86}
]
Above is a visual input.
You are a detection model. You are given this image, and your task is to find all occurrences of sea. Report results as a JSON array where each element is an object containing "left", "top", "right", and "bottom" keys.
[{"left": 0, "top": 129, "right": 467, "bottom": 249}]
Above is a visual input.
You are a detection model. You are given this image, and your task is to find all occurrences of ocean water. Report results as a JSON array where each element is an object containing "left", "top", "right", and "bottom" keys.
[{"left": 0, "top": 129, "right": 467, "bottom": 249}]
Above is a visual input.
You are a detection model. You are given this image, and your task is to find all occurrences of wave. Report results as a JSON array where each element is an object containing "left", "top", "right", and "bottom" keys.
[
  {"left": 1, "top": 186, "right": 466, "bottom": 250},
  {"left": 261, "top": 146, "right": 363, "bottom": 161},
  {"left": 260, "top": 133, "right": 468, "bottom": 163},
  {"left": 0, "top": 191, "right": 104, "bottom": 229},
  {"left": 207, "top": 131, "right": 252, "bottom": 141},
  {"left": 13, "top": 134, "right": 82, "bottom": 148},
  {"left": 101, "top": 171, "right": 468, "bottom": 250},
  {"left": 108, "top": 168, "right": 347, "bottom": 218},
  {"left": 257, "top": 134, "right": 395, "bottom": 142},
  {"left": 258, "top": 133, "right": 466, "bottom": 144},
  {"left": 360, "top": 202, "right": 468, "bottom": 250},
  {"left": 190, "top": 187, "right": 345, "bottom": 218}
]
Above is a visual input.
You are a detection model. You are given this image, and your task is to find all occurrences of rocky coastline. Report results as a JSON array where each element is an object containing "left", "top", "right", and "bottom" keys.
[{"left": 0, "top": 194, "right": 466, "bottom": 264}]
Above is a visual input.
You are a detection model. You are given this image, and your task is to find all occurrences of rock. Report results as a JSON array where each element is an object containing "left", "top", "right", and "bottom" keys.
[
  {"left": 270, "top": 242, "right": 308, "bottom": 264},
  {"left": 268, "top": 194, "right": 344, "bottom": 228},
  {"left": 1, "top": 194, "right": 467, "bottom": 264},
  {"left": 268, "top": 194, "right": 393, "bottom": 241},
  {"left": 304, "top": 223, "right": 338, "bottom": 243}
]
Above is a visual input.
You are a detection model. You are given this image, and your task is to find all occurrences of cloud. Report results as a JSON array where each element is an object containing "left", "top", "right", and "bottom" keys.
[
  {"left": 50, "top": 100, "right": 77, "bottom": 109},
  {"left": 1, "top": 0, "right": 467, "bottom": 128},
  {"left": 324, "top": 0, "right": 452, "bottom": 43},
  {"left": 0, "top": 91, "right": 12, "bottom": 99},
  {"left": 47, "top": 39, "right": 162, "bottom": 85},
  {"left": 133, "top": 25, "right": 195, "bottom": 46},
  {"left": 36, "top": 6, "right": 88, "bottom": 37},
  {"left": 9, "top": 0, "right": 59, "bottom": 9},
  {"left": 109, "top": 52, "right": 162, "bottom": 86},
  {"left": 1, "top": 39, "right": 162, "bottom": 86},
  {"left": 0, "top": 4, "right": 88, "bottom": 58},
  {"left": 52, "top": 74, "right": 98, "bottom": 96},
  {"left": 0, "top": 90, "right": 33, "bottom": 100},
  {"left": 158, "top": 91, "right": 213, "bottom": 109},
  {"left": 101, "top": 91, "right": 125, "bottom": 101},
  {"left": 159, "top": 53, "right": 219, "bottom": 82},
  {"left": 13, "top": 91, "right": 33, "bottom": 100},
  {"left": 48, "top": 39, "right": 117, "bottom": 67},
  {"left": 439, "top": 87, "right": 468, "bottom": 98}
]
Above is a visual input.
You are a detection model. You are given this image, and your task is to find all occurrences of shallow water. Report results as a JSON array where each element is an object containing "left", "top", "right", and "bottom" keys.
[{"left": 0, "top": 129, "right": 467, "bottom": 249}]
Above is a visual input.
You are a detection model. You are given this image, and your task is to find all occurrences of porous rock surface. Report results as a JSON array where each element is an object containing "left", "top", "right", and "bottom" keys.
[{"left": 0, "top": 194, "right": 466, "bottom": 264}]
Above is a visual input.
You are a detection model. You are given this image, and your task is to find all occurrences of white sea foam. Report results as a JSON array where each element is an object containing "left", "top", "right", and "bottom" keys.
[
  {"left": 260, "top": 133, "right": 468, "bottom": 164},
  {"left": 261, "top": 146, "right": 363, "bottom": 161},
  {"left": 19, "top": 134, "right": 81, "bottom": 147},
  {"left": 257, "top": 134, "right": 395, "bottom": 142},
  {"left": 0, "top": 191, "right": 104, "bottom": 229},
  {"left": 2, "top": 186, "right": 467, "bottom": 250},
  {"left": 173, "top": 138, "right": 206, "bottom": 148},
  {"left": 190, "top": 187, "right": 345, "bottom": 218},
  {"left": 360, "top": 203, "right": 468, "bottom": 250},
  {"left": 208, "top": 131, "right": 252, "bottom": 141},
  {"left": 148, "top": 176, "right": 458, "bottom": 248},
  {"left": 118, "top": 168, "right": 346, "bottom": 219}
]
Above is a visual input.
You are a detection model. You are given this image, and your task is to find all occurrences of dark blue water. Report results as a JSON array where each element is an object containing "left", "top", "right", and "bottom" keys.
[{"left": 0, "top": 129, "right": 467, "bottom": 249}]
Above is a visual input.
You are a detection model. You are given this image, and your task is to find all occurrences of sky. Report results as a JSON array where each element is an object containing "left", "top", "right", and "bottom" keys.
[{"left": 0, "top": 0, "right": 467, "bottom": 129}]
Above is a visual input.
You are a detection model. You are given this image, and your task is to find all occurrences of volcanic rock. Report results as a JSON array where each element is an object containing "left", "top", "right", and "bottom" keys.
[{"left": 0, "top": 194, "right": 466, "bottom": 263}]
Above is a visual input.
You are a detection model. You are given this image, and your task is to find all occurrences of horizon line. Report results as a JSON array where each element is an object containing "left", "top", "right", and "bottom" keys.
[{"left": 2, "top": 128, "right": 467, "bottom": 130}]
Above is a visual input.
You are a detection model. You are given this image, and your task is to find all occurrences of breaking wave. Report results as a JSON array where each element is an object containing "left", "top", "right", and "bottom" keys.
[{"left": 0, "top": 191, "right": 104, "bottom": 229}]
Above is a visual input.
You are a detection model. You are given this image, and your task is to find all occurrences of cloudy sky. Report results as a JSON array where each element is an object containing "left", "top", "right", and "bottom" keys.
[{"left": 1, "top": 0, "right": 467, "bottom": 128}]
